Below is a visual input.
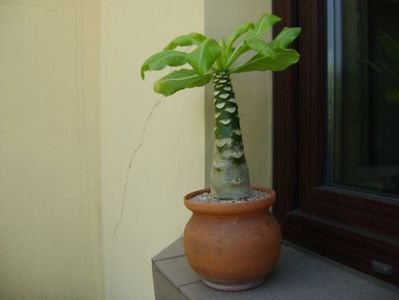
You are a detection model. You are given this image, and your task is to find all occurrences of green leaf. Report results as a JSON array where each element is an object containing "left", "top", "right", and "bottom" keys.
[
  {"left": 250, "top": 14, "right": 281, "bottom": 38},
  {"left": 141, "top": 50, "right": 187, "bottom": 79},
  {"left": 246, "top": 38, "right": 276, "bottom": 58},
  {"left": 226, "top": 22, "right": 255, "bottom": 48},
  {"left": 376, "top": 32, "right": 399, "bottom": 67},
  {"left": 163, "top": 33, "right": 207, "bottom": 50},
  {"left": 232, "top": 48, "right": 300, "bottom": 73},
  {"left": 366, "top": 61, "right": 397, "bottom": 77},
  {"left": 272, "top": 27, "right": 301, "bottom": 48},
  {"left": 187, "top": 38, "right": 221, "bottom": 75},
  {"left": 154, "top": 69, "right": 212, "bottom": 96}
]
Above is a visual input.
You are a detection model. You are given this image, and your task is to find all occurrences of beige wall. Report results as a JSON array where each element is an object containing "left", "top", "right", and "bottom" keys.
[
  {"left": 205, "top": 0, "right": 273, "bottom": 187},
  {"left": 0, "top": 1, "right": 104, "bottom": 299},
  {"left": 100, "top": 1, "right": 272, "bottom": 298},
  {"left": 100, "top": 1, "right": 205, "bottom": 299},
  {"left": 0, "top": 1, "right": 273, "bottom": 299}
]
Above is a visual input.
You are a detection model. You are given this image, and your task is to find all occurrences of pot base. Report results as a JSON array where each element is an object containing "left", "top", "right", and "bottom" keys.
[{"left": 201, "top": 278, "right": 265, "bottom": 292}]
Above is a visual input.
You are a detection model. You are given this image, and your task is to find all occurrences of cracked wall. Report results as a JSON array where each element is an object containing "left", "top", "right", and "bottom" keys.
[
  {"left": 100, "top": 1, "right": 205, "bottom": 300},
  {"left": 100, "top": 1, "right": 272, "bottom": 299},
  {"left": 0, "top": 1, "right": 104, "bottom": 299},
  {"left": 0, "top": 0, "right": 273, "bottom": 299}
]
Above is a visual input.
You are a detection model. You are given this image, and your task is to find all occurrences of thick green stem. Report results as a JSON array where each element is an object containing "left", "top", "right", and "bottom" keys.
[{"left": 210, "top": 72, "right": 251, "bottom": 200}]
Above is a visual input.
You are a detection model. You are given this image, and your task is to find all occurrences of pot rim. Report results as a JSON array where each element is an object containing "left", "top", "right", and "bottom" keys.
[{"left": 183, "top": 186, "right": 275, "bottom": 215}]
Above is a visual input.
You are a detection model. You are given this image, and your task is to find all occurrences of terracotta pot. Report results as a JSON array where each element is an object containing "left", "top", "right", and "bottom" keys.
[{"left": 183, "top": 186, "right": 281, "bottom": 291}]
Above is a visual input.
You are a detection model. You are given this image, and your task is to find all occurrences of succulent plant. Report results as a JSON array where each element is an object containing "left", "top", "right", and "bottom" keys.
[{"left": 141, "top": 13, "right": 301, "bottom": 200}]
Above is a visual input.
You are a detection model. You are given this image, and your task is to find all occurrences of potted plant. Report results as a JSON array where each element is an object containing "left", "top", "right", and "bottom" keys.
[{"left": 141, "top": 13, "right": 300, "bottom": 291}]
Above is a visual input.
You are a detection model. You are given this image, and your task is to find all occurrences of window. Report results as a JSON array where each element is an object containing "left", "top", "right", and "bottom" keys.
[{"left": 273, "top": 0, "right": 399, "bottom": 285}]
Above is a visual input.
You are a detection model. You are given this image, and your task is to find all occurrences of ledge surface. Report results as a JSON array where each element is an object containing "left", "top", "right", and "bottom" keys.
[{"left": 152, "top": 238, "right": 399, "bottom": 300}]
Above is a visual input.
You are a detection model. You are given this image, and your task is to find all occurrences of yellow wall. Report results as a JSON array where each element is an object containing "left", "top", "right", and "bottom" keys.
[
  {"left": 0, "top": 1, "right": 104, "bottom": 299},
  {"left": 0, "top": 0, "right": 272, "bottom": 299},
  {"left": 99, "top": 1, "right": 272, "bottom": 299},
  {"left": 100, "top": 1, "right": 205, "bottom": 299}
]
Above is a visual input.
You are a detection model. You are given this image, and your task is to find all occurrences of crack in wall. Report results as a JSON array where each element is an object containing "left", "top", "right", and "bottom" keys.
[
  {"left": 0, "top": 0, "right": 75, "bottom": 12},
  {"left": 111, "top": 99, "right": 162, "bottom": 292},
  {"left": 113, "top": 99, "right": 162, "bottom": 235}
]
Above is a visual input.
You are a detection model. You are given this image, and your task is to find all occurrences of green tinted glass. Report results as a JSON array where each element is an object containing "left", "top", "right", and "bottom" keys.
[{"left": 327, "top": 0, "right": 399, "bottom": 196}]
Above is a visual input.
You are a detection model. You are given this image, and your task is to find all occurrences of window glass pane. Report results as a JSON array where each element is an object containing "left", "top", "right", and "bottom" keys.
[{"left": 327, "top": 0, "right": 399, "bottom": 196}]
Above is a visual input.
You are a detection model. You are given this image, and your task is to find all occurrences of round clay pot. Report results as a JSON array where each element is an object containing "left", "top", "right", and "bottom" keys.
[{"left": 183, "top": 186, "right": 281, "bottom": 291}]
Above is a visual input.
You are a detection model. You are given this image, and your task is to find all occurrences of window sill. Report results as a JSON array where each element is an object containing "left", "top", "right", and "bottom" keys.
[{"left": 152, "top": 238, "right": 399, "bottom": 299}]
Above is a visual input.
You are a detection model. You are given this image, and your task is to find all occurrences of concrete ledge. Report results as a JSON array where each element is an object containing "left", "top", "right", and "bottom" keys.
[{"left": 152, "top": 238, "right": 399, "bottom": 299}]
